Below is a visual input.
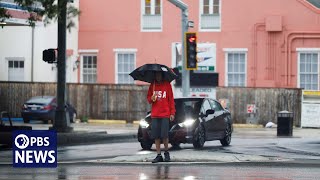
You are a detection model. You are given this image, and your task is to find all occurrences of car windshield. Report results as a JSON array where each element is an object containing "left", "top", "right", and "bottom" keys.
[
  {"left": 26, "top": 96, "right": 54, "bottom": 104},
  {"left": 174, "top": 98, "right": 203, "bottom": 122}
]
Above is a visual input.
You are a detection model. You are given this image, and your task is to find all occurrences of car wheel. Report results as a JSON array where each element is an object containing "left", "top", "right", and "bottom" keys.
[
  {"left": 23, "top": 118, "right": 30, "bottom": 123},
  {"left": 171, "top": 142, "right": 181, "bottom": 149},
  {"left": 70, "top": 113, "right": 76, "bottom": 123},
  {"left": 140, "top": 141, "right": 153, "bottom": 150},
  {"left": 193, "top": 124, "right": 205, "bottom": 149},
  {"left": 220, "top": 124, "right": 232, "bottom": 146}
]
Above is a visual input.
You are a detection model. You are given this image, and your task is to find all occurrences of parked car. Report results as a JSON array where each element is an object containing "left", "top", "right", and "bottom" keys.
[
  {"left": 21, "top": 96, "right": 77, "bottom": 124},
  {"left": 137, "top": 97, "right": 233, "bottom": 150}
]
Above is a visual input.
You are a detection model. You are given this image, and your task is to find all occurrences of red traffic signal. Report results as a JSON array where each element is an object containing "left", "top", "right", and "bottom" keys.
[
  {"left": 185, "top": 32, "right": 197, "bottom": 70},
  {"left": 188, "top": 36, "right": 196, "bottom": 43}
]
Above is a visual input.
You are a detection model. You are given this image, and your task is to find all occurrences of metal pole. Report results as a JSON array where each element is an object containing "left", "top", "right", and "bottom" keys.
[
  {"left": 51, "top": 0, "right": 72, "bottom": 132},
  {"left": 167, "top": 0, "right": 189, "bottom": 97},
  {"left": 181, "top": 9, "right": 190, "bottom": 97},
  {"left": 31, "top": 26, "right": 34, "bottom": 82}
]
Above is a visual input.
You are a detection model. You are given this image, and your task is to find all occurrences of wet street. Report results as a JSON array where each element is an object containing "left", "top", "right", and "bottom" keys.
[
  {"left": 1, "top": 127, "right": 320, "bottom": 179},
  {"left": 1, "top": 164, "right": 320, "bottom": 180}
]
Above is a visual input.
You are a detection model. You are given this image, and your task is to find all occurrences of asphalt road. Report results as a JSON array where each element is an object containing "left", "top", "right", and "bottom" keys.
[
  {"left": 1, "top": 164, "right": 320, "bottom": 180},
  {"left": 1, "top": 123, "right": 320, "bottom": 179},
  {"left": 1, "top": 131, "right": 319, "bottom": 164}
]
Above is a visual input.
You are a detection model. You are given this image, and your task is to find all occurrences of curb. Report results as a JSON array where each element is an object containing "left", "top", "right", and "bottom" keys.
[
  {"left": 87, "top": 119, "right": 140, "bottom": 125},
  {"left": 233, "top": 124, "right": 264, "bottom": 128},
  {"left": 87, "top": 120, "right": 264, "bottom": 128},
  {"left": 3, "top": 118, "right": 265, "bottom": 128},
  {"left": 88, "top": 119, "right": 127, "bottom": 124}
]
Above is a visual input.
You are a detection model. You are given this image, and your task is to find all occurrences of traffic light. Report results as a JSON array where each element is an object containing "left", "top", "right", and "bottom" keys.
[
  {"left": 42, "top": 49, "right": 56, "bottom": 63},
  {"left": 185, "top": 32, "right": 197, "bottom": 70}
]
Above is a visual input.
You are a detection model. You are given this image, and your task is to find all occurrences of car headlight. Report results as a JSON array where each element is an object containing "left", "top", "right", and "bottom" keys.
[
  {"left": 178, "top": 119, "right": 196, "bottom": 127},
  {"left": 139, "top": 119, "right": 149, "bottom": 128}
]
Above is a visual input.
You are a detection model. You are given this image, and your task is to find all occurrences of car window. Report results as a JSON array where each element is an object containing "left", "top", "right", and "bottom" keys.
[
  {"left": 201, "top": 100, "right": 212, "bottom": 115},
  {"left": 209, "top": 99, "right": 224, "bottom": 111},
  {"left": 26, "top": 96, "right": 54, "bottom": 104},
  {"left": 175, "top": 99, "right": 202, "bottom": 115}
]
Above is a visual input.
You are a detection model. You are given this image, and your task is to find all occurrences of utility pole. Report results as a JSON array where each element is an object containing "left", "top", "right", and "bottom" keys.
[
  {"left": 51, "top": 0, "right": 72, "bottom": 132},
  {"left": 168, "top": 0, "right": 190, "bottom": 97}
]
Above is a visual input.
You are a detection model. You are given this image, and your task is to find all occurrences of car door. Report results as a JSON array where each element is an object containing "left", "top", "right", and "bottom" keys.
[
  {"left": 200, "top": 99, "right": 214, "bottom": 139},
  {"left": 209, "top": 99, "right": 225, "bottom": 139}
]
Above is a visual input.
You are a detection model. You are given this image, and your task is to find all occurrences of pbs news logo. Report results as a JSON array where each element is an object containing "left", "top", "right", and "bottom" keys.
[{"left": 13, "top": 130, "right": 57, "bottom": 168}]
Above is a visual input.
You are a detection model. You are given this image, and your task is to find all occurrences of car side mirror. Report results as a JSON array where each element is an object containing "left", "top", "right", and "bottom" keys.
[{"left": 206, "top": 109, "right": 215, "bottom": 116}]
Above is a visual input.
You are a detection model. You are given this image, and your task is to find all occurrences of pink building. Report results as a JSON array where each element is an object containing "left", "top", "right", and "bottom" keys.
[{"left": 78, "top": 0, "right": 320, "bottom": 90}]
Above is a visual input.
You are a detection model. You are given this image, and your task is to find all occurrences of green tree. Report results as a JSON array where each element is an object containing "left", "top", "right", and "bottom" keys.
[{"left": 0, "top": 0, "right": 80, "bottom": 28}]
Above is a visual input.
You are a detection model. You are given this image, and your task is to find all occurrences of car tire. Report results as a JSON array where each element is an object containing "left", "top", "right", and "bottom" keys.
[
  {"left": 70, "top": 113, "right": 76, "bottom": 123},
  {"left": 220, "top": 124, "right": 232, "bottom": 146},
  {"left": 23, "top": 118, "right": 30, "bottom": 123},
  {"left": 171, "top": 142, "right": 181, "bottom": 149},
  {"left": 193, "top": 124, "right": 205, "bottom": 149},
  {"left": 140, "top": 141, "right": 153, "bottom": 150}
]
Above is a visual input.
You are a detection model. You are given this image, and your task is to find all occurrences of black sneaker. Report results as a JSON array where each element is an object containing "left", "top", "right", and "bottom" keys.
[
  {"left": 164, "top": 151, "right": 170, "bottom": 162},
  {"left": 152, "top": 154, "right": 163, "bottom": 163}
]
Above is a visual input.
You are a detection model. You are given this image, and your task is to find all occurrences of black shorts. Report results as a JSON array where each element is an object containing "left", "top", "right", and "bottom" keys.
[{"left": 151, "top": 118, "right": 169, "bottom": 139}]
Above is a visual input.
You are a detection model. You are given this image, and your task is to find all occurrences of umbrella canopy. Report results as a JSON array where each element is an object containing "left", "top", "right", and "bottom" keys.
[{"left": 129, "top": 63, "right": 178, "bottom": 83}]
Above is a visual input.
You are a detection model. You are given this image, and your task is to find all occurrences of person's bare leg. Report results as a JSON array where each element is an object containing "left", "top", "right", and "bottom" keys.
[
  {"left": 155, "top": 139, "right": 161, "bottom": 154},
  {"left": 163, "top": 138, "right": 169, "bottom": 151}
]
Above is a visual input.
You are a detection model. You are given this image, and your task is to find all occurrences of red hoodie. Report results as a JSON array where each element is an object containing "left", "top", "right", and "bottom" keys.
[{"left": 147, "top": 81, "right": 176, "bottom": 118}]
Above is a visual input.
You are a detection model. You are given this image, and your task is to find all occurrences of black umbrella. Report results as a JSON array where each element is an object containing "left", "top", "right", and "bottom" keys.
[{"left": 129, "top": 63, "right": 178, "bottom": 83}]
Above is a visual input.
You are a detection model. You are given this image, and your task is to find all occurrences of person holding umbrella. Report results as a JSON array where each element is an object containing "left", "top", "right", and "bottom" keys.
[
  {"left": 129, "top": 63, "right": 178, "bottom": 163},
  {"left": 147, "top": 71, "right": 175, "bottom": 163}
]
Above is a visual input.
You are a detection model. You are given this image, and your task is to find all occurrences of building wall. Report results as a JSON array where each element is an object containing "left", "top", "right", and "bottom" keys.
[
  {"left": 0, "top": 0, "right": 79, "bottom": 83},
  {"left": 0, "top": 27, "right": 32, "bottom": 81},
  {"left": 78, "top": 0, "right": 320, "bottom": 88}
]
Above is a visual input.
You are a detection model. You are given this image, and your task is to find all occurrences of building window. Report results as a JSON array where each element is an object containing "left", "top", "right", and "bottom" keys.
[
  {"left": 298, "top": 52, "right": 319, "bottom": 90},
  {"left": 224, "top": 49, "right": 247, "bottom": 87},
  {"left": 141, "top": 0, "right": 162, "bottom": 31},
  {"left": 82, "top": 55, "right": 97, "bottom": 83},
  {"left": 200, "top": 0, "right": 221, "bottom": 31},
  {"left": 7, "top": 59, "right": 24, "bottom": 81},
  {"left": 115, "top": 49, "right": 136, "bottom": 84}
]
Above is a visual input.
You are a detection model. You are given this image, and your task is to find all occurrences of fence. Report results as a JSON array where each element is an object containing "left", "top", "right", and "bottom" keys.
[
  {"left": 216, "top": 87, "right": 302, "bottom": 127},
  {"left": 0, "top": 82, "right": 302, "bottom": 126},
  {"left": 0, "top": 82, "right": 150, "bottom": 122}
]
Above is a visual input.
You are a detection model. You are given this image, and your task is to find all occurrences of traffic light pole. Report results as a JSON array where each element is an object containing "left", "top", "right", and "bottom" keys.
[
  {"left": 51, "top": 0, "right": 72, "bottom": 132},
  {"left": 181, "top": 9, "right": 190, "bottom": 97},
  {"left": 168, "top": 0, "right": 190, "bottom": 97}
]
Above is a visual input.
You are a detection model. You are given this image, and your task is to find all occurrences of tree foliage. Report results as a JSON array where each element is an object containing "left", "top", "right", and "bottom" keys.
[{"left": 0, "top": 0, "right": 80, "bottom": 28}]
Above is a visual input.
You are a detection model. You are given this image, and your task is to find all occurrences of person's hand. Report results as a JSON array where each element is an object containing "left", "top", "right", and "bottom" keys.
[
  {"left": 170, "top": 115, "right": 175, "bottom": 121},
  {"left": 151, "top": 93, "right": 157, "bottom": 102}
]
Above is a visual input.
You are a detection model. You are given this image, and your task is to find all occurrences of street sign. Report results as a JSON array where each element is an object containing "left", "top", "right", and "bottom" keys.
[
  {"left": 247, "top": 104, "right": 255, "bottom": 113},
  {"left": 188, "top": 21, "right": 194, "bottom": 28}
]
